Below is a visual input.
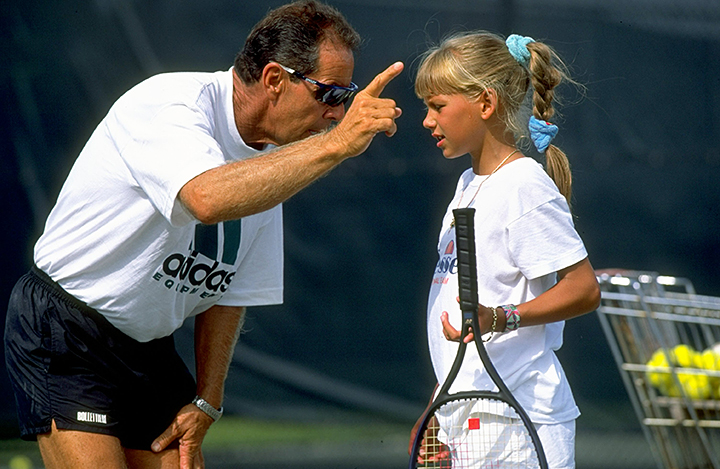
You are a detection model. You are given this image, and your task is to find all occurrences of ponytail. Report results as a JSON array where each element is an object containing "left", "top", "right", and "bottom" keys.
[
  {"left": 545, "top": 145, "right": 572, "bottom": 202},
  {"left": 525, "top": 40, "right": 573, "bottom": 203}
]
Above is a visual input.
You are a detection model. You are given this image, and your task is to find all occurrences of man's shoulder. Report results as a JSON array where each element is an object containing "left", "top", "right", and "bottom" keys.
[{"left": 117, "top": 69, "right": 230, "bottom": 107}]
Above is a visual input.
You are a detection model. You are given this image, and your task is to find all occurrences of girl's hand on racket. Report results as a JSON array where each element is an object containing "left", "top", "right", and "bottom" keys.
[
  {"left": 419, "top": 442, "right": 451, "bottom": 466},
  {"left": 416, "top": 416, "right": 450, "bottom": 466},
  {"left": 441, "top": 303, "right": 502, "bottom": 343},
  {"left": 441, "top": 311, "right": 467, "bottom": 342},
  {"left": 151, "top": 403, "right": 212, "bottom": 469}
]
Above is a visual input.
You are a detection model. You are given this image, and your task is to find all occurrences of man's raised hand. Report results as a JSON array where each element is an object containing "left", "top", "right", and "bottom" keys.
[{"left": 327, "top": 61, "right": 404, "bottom": 157}]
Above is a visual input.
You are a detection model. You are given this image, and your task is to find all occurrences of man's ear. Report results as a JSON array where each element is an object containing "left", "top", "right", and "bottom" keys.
[
  {"left": 477, "top": 89, "right": 498, "bottom": 120},
  {"left": 261, "top": 63, "right": 285, "bottom": 100}
]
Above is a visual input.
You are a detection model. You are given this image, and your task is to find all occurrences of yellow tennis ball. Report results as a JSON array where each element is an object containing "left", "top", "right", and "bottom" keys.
[
  {"left": 700, "top": 349, "right": 720, "bottom": 393},
  {"left": 671, "top": 344, "right": 697, "bottom": 367},
  {"left": 658, "top": 380, "right": 681, "bottom": 397},
  {"left": 712, "top": 382, "right": 720, "bottom": 400},
  {"left": 9, "top": 455, "right": 33, "bottom": 469},
  {"left": 678, "top": 372, "right": 712, "bottom": 400},
  {"left": 699, "top": 349, "right": 719, "bottom": 369},
  {"left": 646, "top": 349, "right": 673, "bottom": 389}
]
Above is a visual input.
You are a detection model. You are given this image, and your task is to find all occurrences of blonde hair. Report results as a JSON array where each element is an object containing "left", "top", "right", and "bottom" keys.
[{"left": 415, "top": 31, "right": 574, "bottom": 202}]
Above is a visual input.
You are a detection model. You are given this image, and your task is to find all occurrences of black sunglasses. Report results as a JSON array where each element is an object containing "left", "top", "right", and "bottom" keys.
[{"left": 278, "top": 64, "right": 358, "bottom": 107}]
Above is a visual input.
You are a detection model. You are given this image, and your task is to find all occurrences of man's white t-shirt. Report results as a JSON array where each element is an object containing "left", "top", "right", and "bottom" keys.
[
  {"left": 34, "top": 69, "right": 283, "bottom": 342},
  {"left": 427, "top": 157, "right": 587, "bottom": 424}
]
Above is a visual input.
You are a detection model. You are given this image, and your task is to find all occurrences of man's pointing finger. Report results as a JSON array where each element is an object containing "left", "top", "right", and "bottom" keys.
[{"left": 362, "top": 62, "right": 404, "bottom": 98}]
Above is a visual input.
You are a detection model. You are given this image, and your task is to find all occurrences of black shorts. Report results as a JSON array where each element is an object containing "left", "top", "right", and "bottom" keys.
[{"left": 4, "top": 266, "right": 196, "bottom": 450}]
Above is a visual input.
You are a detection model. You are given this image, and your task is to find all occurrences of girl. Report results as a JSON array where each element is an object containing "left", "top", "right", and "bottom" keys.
[{"left": 410, "top": 32, "right": 601, "bottom": 468}]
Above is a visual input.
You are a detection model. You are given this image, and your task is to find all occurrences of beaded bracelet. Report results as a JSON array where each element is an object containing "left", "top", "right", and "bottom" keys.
[{"left": 483, "top": 306, "right": 499, "bottom": 342}]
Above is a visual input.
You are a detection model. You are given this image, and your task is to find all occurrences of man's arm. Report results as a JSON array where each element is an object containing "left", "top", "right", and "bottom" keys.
[
  {"left": 180, "top": 62, "right": 404, "bottom": 225},
  {"left": 194, "top": 304, "right": 244, "bottom": 413},
  {"left": 151, "top": 305, "right": 245, "bottom": 468}
]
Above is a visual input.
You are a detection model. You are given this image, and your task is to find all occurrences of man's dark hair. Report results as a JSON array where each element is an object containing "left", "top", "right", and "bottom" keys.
[{"left": 234, "top": 0, "right": 362, "bottom": 83}]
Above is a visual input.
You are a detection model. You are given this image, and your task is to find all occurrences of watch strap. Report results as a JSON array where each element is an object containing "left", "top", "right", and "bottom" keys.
[{"left": 192, "top": 396, "right": 223, "bottom": 421}]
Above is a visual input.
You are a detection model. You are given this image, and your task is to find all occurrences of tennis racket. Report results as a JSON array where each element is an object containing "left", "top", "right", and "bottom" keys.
[{"left": 409, "top": 208, "right": 548, "bottom": 469}]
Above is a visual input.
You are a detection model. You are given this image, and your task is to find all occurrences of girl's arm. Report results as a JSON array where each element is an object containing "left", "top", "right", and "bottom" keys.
[
  {"left": 510, "top": 257, "right": 601, "bottom": 328},
  {"left": 442, "top": 258, "right": 600, "bottom": 342}
]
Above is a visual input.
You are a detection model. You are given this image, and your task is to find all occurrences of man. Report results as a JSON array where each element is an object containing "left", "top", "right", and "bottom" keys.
[{"left": 3, "top": 1, "right": 403, "bottom": 468}]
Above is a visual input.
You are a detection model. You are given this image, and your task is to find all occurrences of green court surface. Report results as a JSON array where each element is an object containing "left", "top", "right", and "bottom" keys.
[{"left": 0, "top": 415, "right": 656, "bottom": 469}]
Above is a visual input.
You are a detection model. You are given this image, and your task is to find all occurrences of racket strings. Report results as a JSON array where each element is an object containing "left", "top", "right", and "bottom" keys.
[{"left": 415, "top": 397, "right": 541, "bottom": 468}]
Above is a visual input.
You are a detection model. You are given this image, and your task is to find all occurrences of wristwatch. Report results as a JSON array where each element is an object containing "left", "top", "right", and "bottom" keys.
[
  {"left": 499, "top": 304, "right": 520, "bottom": 331},
  {"left": 192, "top": 396, "right": 223, "bottom": 421}
]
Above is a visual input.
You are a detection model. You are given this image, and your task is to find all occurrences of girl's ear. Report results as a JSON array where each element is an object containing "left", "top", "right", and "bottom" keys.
[{"left": 477, "top": 89, "right": 498, "bottom": 120}]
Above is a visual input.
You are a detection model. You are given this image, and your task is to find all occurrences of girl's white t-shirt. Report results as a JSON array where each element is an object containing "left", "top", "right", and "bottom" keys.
[
  {"left": 34, "top": 69, "right": 283, "bottom": 342},
  {"left": 427, "top": 157, "right": 588, "bottom": 424}
]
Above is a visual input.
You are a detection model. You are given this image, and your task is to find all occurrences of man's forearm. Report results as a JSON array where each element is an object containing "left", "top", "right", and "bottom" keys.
[
  {"left": 193, "top": 305, "right": 246, "bottom": 409},
  {"left": 179, "top": 131, "right": 347, "bottom": 225}
]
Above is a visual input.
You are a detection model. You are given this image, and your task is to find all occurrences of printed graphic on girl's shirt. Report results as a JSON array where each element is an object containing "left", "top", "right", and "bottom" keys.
[{"left": 433, "top": 239, "right": 456, "bottom": 285}]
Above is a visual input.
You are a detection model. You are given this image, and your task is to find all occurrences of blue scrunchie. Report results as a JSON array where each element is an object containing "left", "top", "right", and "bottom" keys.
[
  {"left": 506, "top": 34, "right": 534, "bottom": 66},
  {"left": 529, "top": 116, "right": 558, "bottom": 153}
]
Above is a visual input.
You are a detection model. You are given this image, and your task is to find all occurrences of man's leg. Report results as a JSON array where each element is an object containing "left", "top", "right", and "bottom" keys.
[
  {"left": 37, "top": 419, "right": 127, "bottom": 469},
  {"left": 124, "top": 446, "right": 203, "bottom": 469}
]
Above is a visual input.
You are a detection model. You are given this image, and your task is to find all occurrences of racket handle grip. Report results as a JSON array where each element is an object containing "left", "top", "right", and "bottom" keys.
[{"left": 453, "top": 208, "right": 479, "bottom": 319}]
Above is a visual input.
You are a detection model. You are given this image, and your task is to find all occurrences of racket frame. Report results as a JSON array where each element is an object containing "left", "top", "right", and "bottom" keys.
[{"left": 408, "top": 208, "right": 548, "bottom": 469}]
